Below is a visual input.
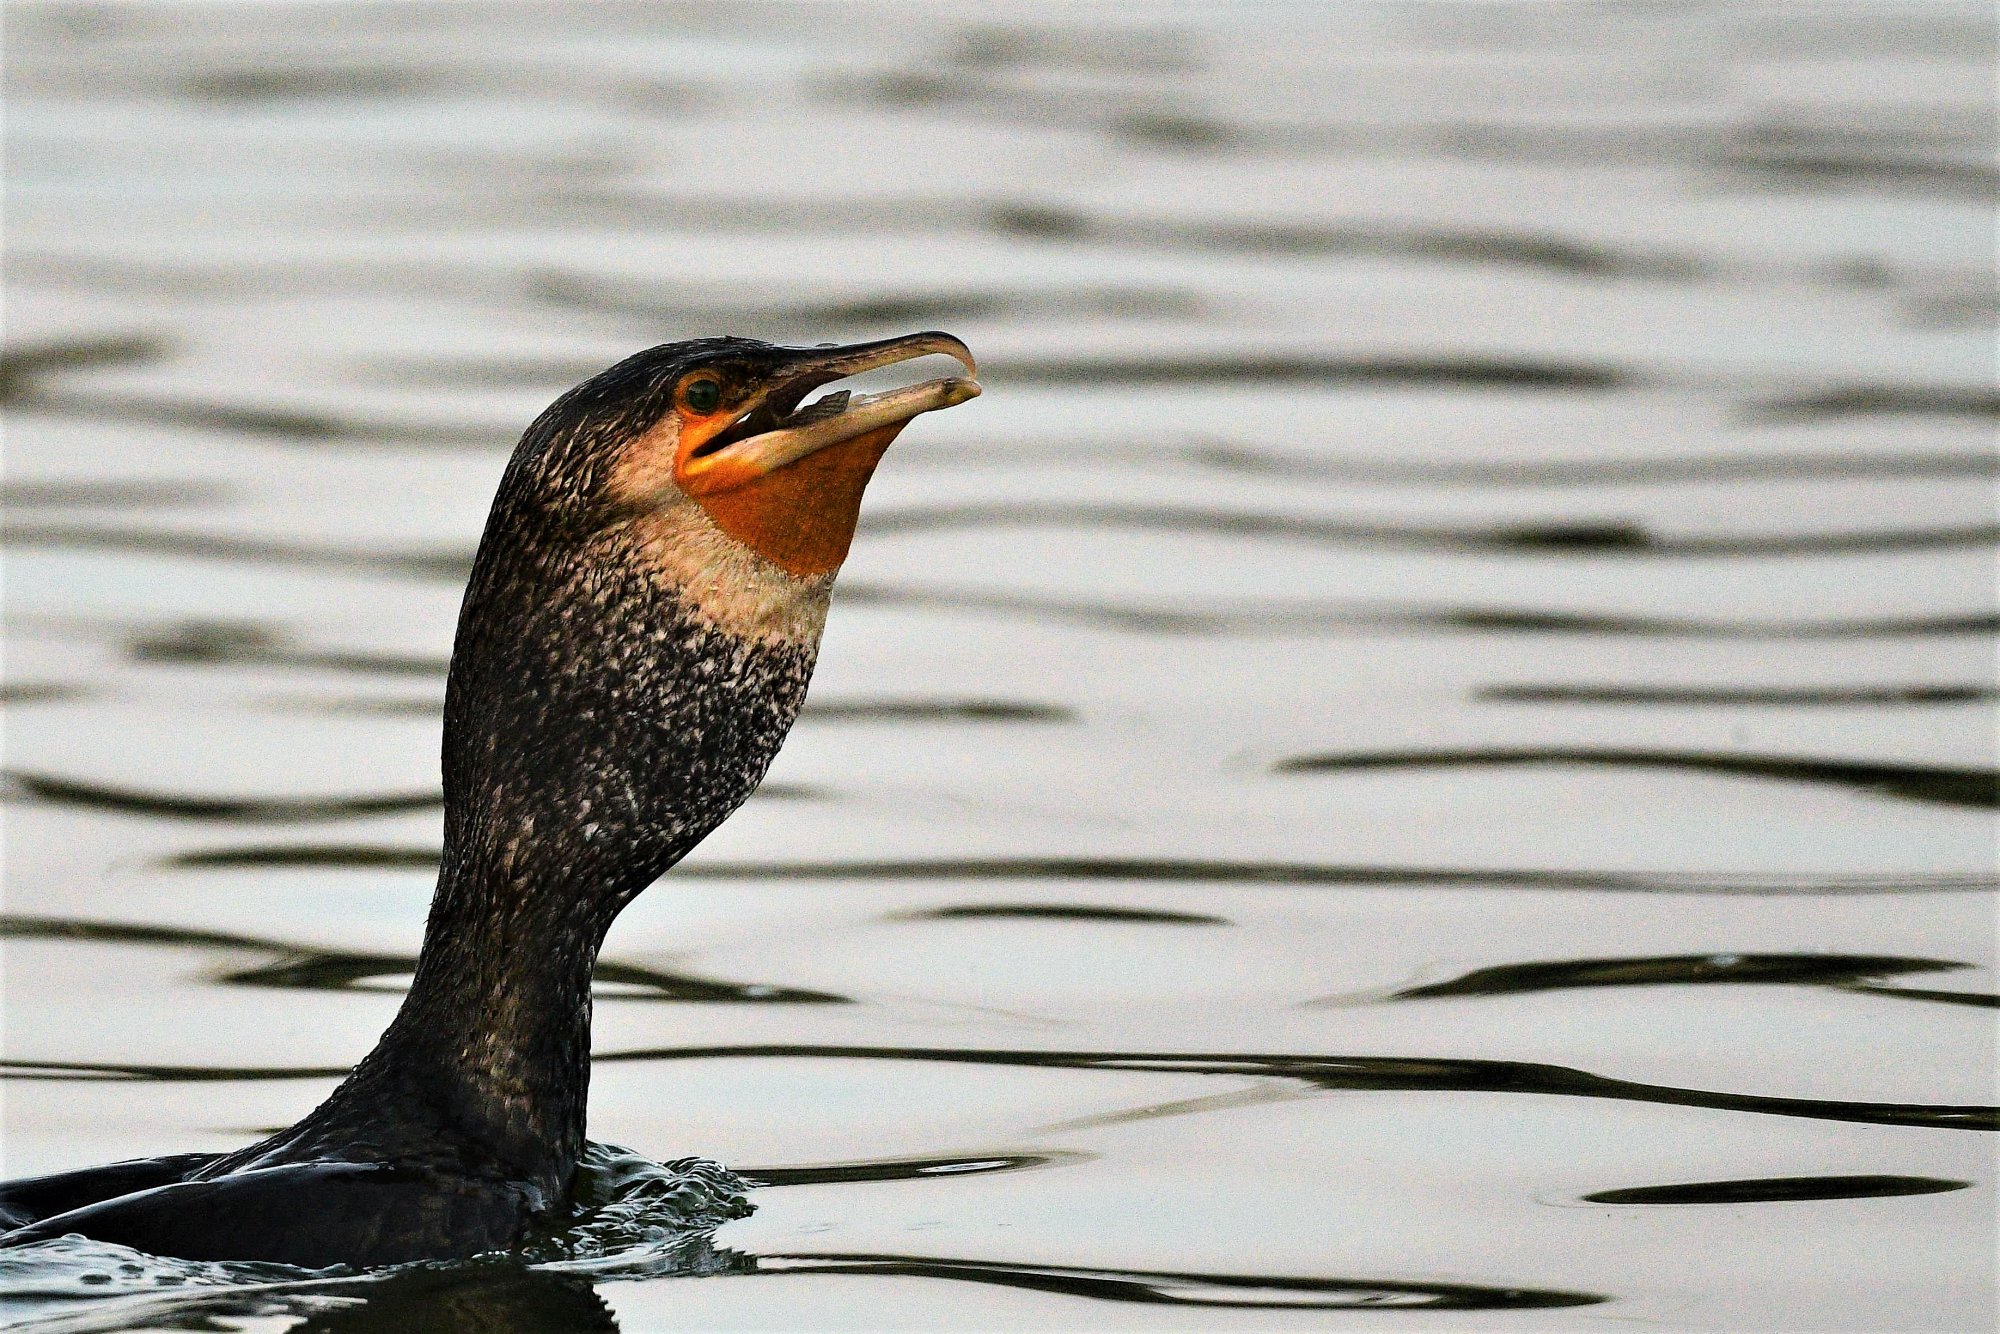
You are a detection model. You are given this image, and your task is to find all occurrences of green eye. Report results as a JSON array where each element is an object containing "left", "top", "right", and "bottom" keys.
[{"left": 682, "top": 378, "right": 723, "bottom": 414}]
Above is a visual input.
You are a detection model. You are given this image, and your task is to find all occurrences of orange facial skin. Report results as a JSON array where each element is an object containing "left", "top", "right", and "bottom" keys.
[
  {"left": 680, "top": 419, "right": 904, "bottom": 579},
  {"left": 611, "top": 336, "right": 978, "bottom": 581}
]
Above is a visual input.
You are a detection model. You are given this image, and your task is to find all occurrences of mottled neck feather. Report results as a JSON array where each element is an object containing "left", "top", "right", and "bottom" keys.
[{"left": 227, "top": 502, "right": 828, "bottom": 1199}]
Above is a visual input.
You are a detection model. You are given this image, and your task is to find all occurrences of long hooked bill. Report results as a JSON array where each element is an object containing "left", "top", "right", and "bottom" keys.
[{"left": 682, "top": 332, "right": 979, "bottom": 491}]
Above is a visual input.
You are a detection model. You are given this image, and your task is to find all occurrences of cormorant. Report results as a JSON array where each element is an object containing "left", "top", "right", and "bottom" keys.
[{"left": 0, "top": 332, "right": 980, "bottom": 1268}]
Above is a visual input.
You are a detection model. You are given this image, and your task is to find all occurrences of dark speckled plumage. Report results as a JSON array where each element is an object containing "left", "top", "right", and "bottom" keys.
[{"left": 0, "top": 340, "right": 852, "bottom": 1268}]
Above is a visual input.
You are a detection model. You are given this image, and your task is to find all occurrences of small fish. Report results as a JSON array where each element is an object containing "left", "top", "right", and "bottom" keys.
[{"left": 786, "top": 390, "right": 850, "bottom": 425}]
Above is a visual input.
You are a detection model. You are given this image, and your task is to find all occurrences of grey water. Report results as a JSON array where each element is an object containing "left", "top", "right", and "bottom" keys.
[{"left": 2, "top": 1, "right": 1995, "bottom": 1329}]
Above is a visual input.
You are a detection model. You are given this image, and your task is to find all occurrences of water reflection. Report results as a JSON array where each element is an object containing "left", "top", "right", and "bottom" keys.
[
  {"left": 1581, "top": 1175, "right": 1972, "bottom": 1206},
  {"left": 1277, "top": 748, "right": 2000, "bottom": 809},
  {"left": 895, "top": 904, "right": 1228, "bottom": 924},
  {"left": 752, "top": 1254, "right": 1607, "bottom": 1310},
  {"left": 1479, "top": 683, "right": 1995, "bottom": 706},
  {"left": 588, "top": 1045, "right": 2000, "bottom": 1133},
  {"left": 0, "top": 917, "right": 844, "bottom": 1006},
  {"left": 0, "top": 1240, "right": 1605, "bottom": 1331},
  {"left": 861, "top": 501, "right": 1997, "bottom": 555},
  {"left": 130, "top": 622, "right": 448, "bottom": 677},
  {"left": 157, "top": 849, "right": 2000, "bottom": 895},
  {"left": 5, "top": 773, "right": 817, "bottom": 822},
  {"left": 1389, "top": 952, "right": 1990, "bottom": 1006},
  {"left": 6, "top": 0, "right": 1992, "bottom": 1328},
  {"left": 0, "top": 336, "right": 166, "bottom": 402},
  {"left": 4, "top": 771, "right": 440, "bottom": 822},
  {"left": 742, "top": 1151, "right": 1088, "bottom": 1187},
  {"left": 0, "top": 480, "right": 226, "bottom": 510},
  {"left": 24, "top": 1045, "right": 1981, "bottom": 1134},
  {"left": 282, "top": 1267, "right": 620, "bottom": 1334},
  {"left": 1188, "top": 442, "right": 2000, "bottom": 485}
]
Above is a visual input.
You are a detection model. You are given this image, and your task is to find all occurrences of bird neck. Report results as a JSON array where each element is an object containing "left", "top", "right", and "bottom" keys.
[
  {"left": 266, "top": 517, "right": 828, "bottom": 1202},
  {"left": 366, "top": 839, "right": 625, "bottom": 1194},
  {"left": 354, "top": 591, "right": 820, "bottom": 1194}
]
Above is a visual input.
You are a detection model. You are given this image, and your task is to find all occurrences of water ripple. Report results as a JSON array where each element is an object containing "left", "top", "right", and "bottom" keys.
[
  {"left": 1479, "top": 683, "right": 1995, "bottom": 707},
  {"left": 1388, "top": 952, "right": 1989, "bottom": 1007},
  {"left": 894, "top": 904, "right": 1229, "bottom": 925},
  {"left": 595, "top": 1046, "right": 1998, "bottom": 1132},
  {"left": 12, "top": 1048, "right": 1988, "bottom": 1132},
  {"left": 752, "top": 1253, "right": 1605, "bottom": 1310},
  {"left": 157, "top": 849, "right": 1998, "bottom": 895},
  {"left": 743, "top": 1151, "right": 1088, "bottom": 1187},
  {"left": 0, "top": 916, "right": 844, "bottom": 1006},
  {"left": 129, "top": 622, "right": 448, "bottom": 676},
  {"left": 2, "top": 772, "right": 440, "bottom": 823},
  {"left": 837, "top": 587, "right": 2000, "bottom": 640},
  {"left": 1275, "top": 747, "right": 1999, "bottom": 809},
  {"left": 1581, "top": 1175, "right": 1971, "bottom": 1206},
  {"left": 4, "top": 773, "right": 816, "bottom": 822},
  {"left": 862, "top": 502, "right": 1997, "bottom": 556},
  {"left": 0, "top": 480, "right": 226, "bottom": 511},
  {"left": 1187, "top": 443, "right": 2000, "bottom": 487},
  {"left": 0, "top": 336, "right": 165, "bottom": 403}
]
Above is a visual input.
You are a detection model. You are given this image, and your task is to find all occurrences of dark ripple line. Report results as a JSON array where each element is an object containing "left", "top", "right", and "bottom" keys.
[
  {"left": 681, "top": 860, "right": 1993, "bottom": 896},
  {"left": 837, "top": 585, "right": 2000, "bottom": 640},
  {"left": 993, "top": 354, "right": 1991, "bottom": 422},
  {"left": 0, "top": 1059, "right": 351, "bottom": 1082},
  {"left": 9, "top": 1047, "right": 1985, "bottom": 1131},
  {"left": 801, "top": 698, "right": 1073, "bottom": 724},
  {"left": 1480, "top": 683, "right": 1995, "bottom": 707},
  {"left": 1187, "top": 442, "right": 2000, "bottom": 487},
  {"left": 896, "top": 904, "right": 1229, "bottom": 925},
  {"left": 157, "top": 848, "right": 1997, "bottom": 896},
  {"left": 756, "top": 1252, "right": 1605, "bottom": 1310},
  {"left": 16, "top": 393, "right": 356, "bottom": 443},
  {"left": 1715, "top": 148, "right": 1999, "bottom": 201},
  {"left": 2, "top": 771, "right": 440, "bottom": 823},
  {"left": 6, "top": 771, "right": 813, "bottom": 824},
  {"left": 1744, "top": 386, "right": 2000, "bottom": 422},
  {"left": 985, "top": 206, "right": 1707, "bottom": 280},
  {"left": 994, "top": 352, "right": 1631, "bottom": 389},
  {"left": 17, "top": 179, "right": 1981, "bottom": 304},
  {"left": 131, "top": 621, "right": 1067, "bottom": 719},
  {"left": 594, "top": 1047, "right": 1994, "bottom": 1132},
  {"left": 166, "top": 845, "right": 444, "bottom": 869},
  {"left": 38, "top": 358, "right": 1814, "bottom": 465},
  {"left": 744, "top": 1151, "right": 1088, "bottom": 1188},
  {"left": 861, "top": 501, "right": 1998, "bottom": 556},
  {"left": 1, "top": 523, "right": 472, "bottom": 580},
  {"left": 0, "top": 334, "right": 165, "bottom": 401},
  {"left": 0, "top": 684, "right": 87, "bottom": 706},
  {"left": 0, "top": 479, "right": 228, "bottom": 510},
  {"left": 1276, "top": 747, "right": 1999, "bottom": 809},
  {"left": 130, "top": 621, "right": 449, "bottom": 676},
  {"left": 328, "top": 347, "right": 1634, "bottom": 393},
  {"left": 3, "top": 528, "right": 1988, "bottom": 639},
  {"left": 0, "top": 915, "right": 843, "bottom": 1005},
  {"left": 15, "top": 517, "right": 1996, "bottom": 588},
  {"left": 0, "top": 1234, "right": 1597, "bottom": 1321},
  {"left": 273, "top": 694, "right": 444, "bottom": 718},
  {"left": 1390, "top": 952, "right": 1985, "bottom": 1005},
  {"left": 951, "top": 89, "right": 1997, "bottom": 190},
  {"left": 548, "top": 178, "right": 1723, "bottom": 282},
  {"left": 6, "top": 383, "right": 501, "bottom": 445},
  {"left": 1582, "top": 1175, "right": 1970, "bottom": 1205},
  {"left": 529, "top": 270, "right": 1204, "bottom": 332},
  {"left": 1843, "top": 983, "right": 2000, "bottom": 1010}
]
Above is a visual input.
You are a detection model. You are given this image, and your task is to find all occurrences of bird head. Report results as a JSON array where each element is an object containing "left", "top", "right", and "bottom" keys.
[
  {"left": 441, "top": 332, "right": 979, "bottom": 886},
  {"left": 494, "top": 330, "right": 978, "bottom": 585}
]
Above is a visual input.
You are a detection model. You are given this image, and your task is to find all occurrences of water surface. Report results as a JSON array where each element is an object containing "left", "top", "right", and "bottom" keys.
[{"left": 2, "top": 2, "right": 1994, "bottom": 1330}]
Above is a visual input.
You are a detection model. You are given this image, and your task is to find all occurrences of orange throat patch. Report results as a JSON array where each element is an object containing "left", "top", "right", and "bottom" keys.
[{"left": 686, "top": 422, "right": 904, "bottom": 579}]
